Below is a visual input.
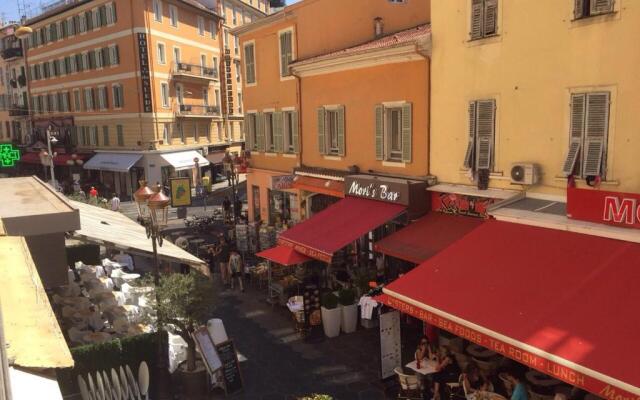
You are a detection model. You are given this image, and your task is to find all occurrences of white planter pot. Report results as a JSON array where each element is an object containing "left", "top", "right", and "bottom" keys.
[
  {"left": 321, "top": 306, "right": 342, "bottom": 338},
  {"left": 341, "top": 303, "right": 358, "bottom": 333},
  {"left": 361, "top": 317, "right": 378, "bottom": 329}
]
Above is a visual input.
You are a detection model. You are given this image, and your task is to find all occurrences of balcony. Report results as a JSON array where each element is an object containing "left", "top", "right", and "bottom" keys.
[
  {"left": 172, "top": 63, "right": 219, "bottom": 82},
  {"left": 9, "top": 105, "right": 30, "bottom": 117},
  {"left": 175, "top": 104, "right": 221, "bottom": 118},
  {"left": 1, "top": 47, "right": 23, "bottom": 61}
]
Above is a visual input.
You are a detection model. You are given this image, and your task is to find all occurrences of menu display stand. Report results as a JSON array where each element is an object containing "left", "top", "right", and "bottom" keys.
[{"left": 215, "top": 340, "right": 243, "bottom": 396}]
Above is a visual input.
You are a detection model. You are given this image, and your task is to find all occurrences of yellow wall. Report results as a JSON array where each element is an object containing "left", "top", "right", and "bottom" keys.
[
  {"left": 430, "top": 0, "right": 640, "bottom": 195},
  {"left": 301, "top": 60, "right": 429, "bottom": 178}
]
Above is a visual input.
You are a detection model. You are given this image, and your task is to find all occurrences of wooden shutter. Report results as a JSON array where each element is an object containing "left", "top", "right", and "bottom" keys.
[
  {"left": 256, "top": 112, "right": 265, "bottom": 151},
  {"left": 562, "top": 94, "right": 586, "bottom": 176},
  {"left": 591, "top": 0, "right": 614, "bottom": 15},
  {"left": 317, "top": 107, "right": 326, "bottom": 154},
  {"left": 292, "top": 110, "right": 300, "bottom": 153},
  {"left": 279, "top": 32, "right": 290, "bottom": 77},
  {"left": 470, "top": 0, "right": 484, "bottom": 39},
  {"left": 273, "top": 112, "right": 284, "bottom": 152},
  {"left": 375, "top": 104, "right": 384, "bottom": 160},
  {"left": 337, "top": 105, "right": 345, "bottom": 156},
  {"left": 484, "top": 0, "right": 498, "bottom": 36},
  {"left": 102, "top": 48, "right": 111, "bottom": 67},
  {"left": 582, "top": 92, "right": 609, "bottom": 177},
  {"left": 401, "top": 103, "right": 412, "bottom": 162},
  {"left": 243, "top": 114, "right": 252, "bottom": 149},
  {"left": 475, "top": 99, "right": 495, "bottom": 170},
  {"left": 574, "top": 0, "right": 585, "bottom": 19},
  {"left": 464, "top": 102, "right": 477, "bottom": 169}
]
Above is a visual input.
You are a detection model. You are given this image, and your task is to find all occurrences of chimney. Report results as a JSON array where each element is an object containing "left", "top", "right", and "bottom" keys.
[{"left": 374, "top": 17, "right": 384, "bottom": 38}]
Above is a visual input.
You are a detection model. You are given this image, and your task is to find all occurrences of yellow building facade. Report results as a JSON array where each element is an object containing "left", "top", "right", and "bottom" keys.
[{"left": 430, "top": 0, "right": 640, "bottom": 197}]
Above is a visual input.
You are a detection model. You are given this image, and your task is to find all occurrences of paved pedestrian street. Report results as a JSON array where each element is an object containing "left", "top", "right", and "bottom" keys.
[{"left": 206, "top": 282, "right": 399, "bottom": 400}]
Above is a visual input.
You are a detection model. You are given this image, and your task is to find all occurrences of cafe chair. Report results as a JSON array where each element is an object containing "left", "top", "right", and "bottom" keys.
[
  {"left": 446, "top": 375, "right": 466, "bottom": 400},
  {"left": 394, "top": 367, "right": 423, "bottom": 400}
]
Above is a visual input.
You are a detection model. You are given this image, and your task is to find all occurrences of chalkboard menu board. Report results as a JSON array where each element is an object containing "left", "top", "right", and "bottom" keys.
[{"left": 215, "top": 340, "right": 243, "bottom": 395}]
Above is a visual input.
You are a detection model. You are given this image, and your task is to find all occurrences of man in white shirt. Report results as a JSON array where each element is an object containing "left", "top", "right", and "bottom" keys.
[{"left": 110, "top": 193, "right": 121, "bottom": 211}]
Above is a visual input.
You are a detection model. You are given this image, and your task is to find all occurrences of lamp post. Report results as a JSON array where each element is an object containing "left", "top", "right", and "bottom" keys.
[
  {"left": 194, "top": 156, "right": 205, "bottom": 212},
  {"left": 45, "top": 125, "right": 58, "bottom": 188},
  {"left": 134, "top": 181, "right": 170, "bottom": 398},
  {"left": 222, "top": 152, "right": 238, "bottom": 224}
]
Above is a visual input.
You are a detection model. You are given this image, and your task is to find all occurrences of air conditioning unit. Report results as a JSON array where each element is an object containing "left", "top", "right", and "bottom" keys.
[{"left": 510, "top": 163, "right": 540, "bottom": 185}]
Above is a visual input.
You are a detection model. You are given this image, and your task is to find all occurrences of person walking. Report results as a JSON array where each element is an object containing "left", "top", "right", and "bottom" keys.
[
  {"left": 89, "top": 186, "right": 98, "bottom": 205},
  {"left": 222, "top": 196, "right": 232, "bottom": 224},
  {"left": 216, "top": 235, "right": 230, "bottom": 286},
  {"left": 228, "top": 247, "right": 244, "bottom": 292},
  {"left": 110, "top": 193, "right": 121, "bottom": 211}
]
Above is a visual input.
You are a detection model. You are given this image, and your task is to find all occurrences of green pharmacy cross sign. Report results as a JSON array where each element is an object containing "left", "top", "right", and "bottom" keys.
[{"left": 0, "top": 144, "right": 20, "bottom": 167}]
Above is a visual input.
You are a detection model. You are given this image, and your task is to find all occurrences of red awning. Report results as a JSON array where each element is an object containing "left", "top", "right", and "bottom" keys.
[
  {"left": 19, "top": 152, "right": 90, "bottom": 166},
  {"left": 256, "top": 245, "right": 311, "bottom": 266},
  {"left": 374, "top": 212, "right": 483, "bottom": 264},
  {"left": 19, "top": 152, "right": 41, "bottom": 164},
  {"left": 292, "top": 176, "right": 345, "bottom": 198},
  {"left": 380, "top": 220, "right": 640, "bottom": 398},
  {"left": 278, "top": 197, "right": 405, "bottom": 262}
]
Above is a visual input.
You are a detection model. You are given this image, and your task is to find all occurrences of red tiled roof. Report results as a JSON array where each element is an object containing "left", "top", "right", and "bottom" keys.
[{"left": 293, "top": 24, "right": 430, "bottom": 66}]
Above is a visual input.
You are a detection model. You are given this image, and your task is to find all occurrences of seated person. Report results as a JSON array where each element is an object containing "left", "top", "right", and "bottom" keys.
[
  {"left": 415, "top": 336, "right": 437, "bottom": 363},
  {"left": 504, "top": 370, "right": 529, "bottom": 400},
  {"left": 462, "top": 363, "right": 494, "bottom": 398},
  {"left": 432, "top": 347, "right": 461, "bottom": 400}
]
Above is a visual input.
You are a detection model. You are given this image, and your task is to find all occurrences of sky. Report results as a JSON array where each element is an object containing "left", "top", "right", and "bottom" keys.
[{"left": 1, "top": 0, "right": 303, "bottom": 24}]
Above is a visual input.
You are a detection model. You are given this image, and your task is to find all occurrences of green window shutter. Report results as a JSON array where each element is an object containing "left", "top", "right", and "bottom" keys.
[
  {"left": 337, "top": 105, "right": 345, "bottom": 156},
  {"left": 562, "top": 94, "right": 586, "bottom": 176},
  {"left": 470, "top": 0, "right": 484, "bottom": 39},
  {"left": 582, "top": 92, "right": 609, "bottom": 177},
  {"left": 401, "top": 103, "right": 412, "bottom": 162},
  {"left": 475, "top": 99, "right": 495, "bottom": 170},
  {"left": 243, "top": 114, "right": 252, "bottom": 149},
  {"left": 317, "top": 107, "right": 326, "bottom": 154},
  {"left": 375, "top": 104, "right": 384, "bottom": 160},
  {"left": 274, "top": 111, "right": 284, "bottom": 152},
  {"left": 292, "top": 110, "right": 300, "bottom": 153},
  {"left": 591, "top": 0, "right": 613, "bottom": 15},
  {"left": 464, "top": 102, "right": 477, "bottom": 169},
  {"left": 574, "top": 0, "right": 585, "bottom": 19},
  {"left": 256, "top": 112, "right": 265, "bottom": 151}
]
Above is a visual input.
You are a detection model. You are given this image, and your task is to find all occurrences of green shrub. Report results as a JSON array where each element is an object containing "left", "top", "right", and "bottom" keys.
[
  {"left": 321, "top": 292, "right": 339, "bottom": 309},
  {"left": 338, "top": 288, "right": 356, "bottom": 306}
]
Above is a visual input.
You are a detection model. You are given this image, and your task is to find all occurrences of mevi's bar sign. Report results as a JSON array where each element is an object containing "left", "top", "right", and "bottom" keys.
[
  {"left": 567, "top": 187, "right": 640, "bottom": 229},
  {"left": 344, "top": 174, "right": 416, "bottom": 206}
]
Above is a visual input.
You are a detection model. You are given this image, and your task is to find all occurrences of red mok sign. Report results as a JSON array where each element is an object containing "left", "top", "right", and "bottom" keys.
[{"left": 567, "top": 187, "right": 640, "bottom": 229}]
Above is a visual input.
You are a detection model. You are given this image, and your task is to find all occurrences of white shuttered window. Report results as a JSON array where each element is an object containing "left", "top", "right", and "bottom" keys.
[
  {"left": 470, "top": 0, "right": 498, "bottom": 40},
  {"left": 464, "top": 99, "right": 496, "bottom": 171}
]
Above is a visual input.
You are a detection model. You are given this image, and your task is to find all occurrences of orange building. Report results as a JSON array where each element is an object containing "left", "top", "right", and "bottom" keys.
[
  {"left": 234, "top": 0, "right": 430, "bottom": 224},
  {"left": 0, "top": 23, "right": 30, "bottom": 145},
  {"left": 18, "top": 0, "right": 266, "bottom": 198}
]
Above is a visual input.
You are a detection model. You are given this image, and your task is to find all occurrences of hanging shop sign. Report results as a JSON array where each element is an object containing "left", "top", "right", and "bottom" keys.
[
  {"left": 344, "top": 174, "right": 427, "bottom": 209},
  {"left": 431, "top": 191, "right": 496, "bottom": 218},
  {"left": 271, "top": 175, "right": 295, "bottom": 190},
  {"left": 381, "top": 294, "right": 637, "bottom": 400},
  {"left": 137, "top": 33, "right": 153, "bottom": 113},
  {"left": 169, "top": 177, "right": 192, "bottom": 207},
  {"left": 568, "top": 187, "right": 640, "bottom": 229}
]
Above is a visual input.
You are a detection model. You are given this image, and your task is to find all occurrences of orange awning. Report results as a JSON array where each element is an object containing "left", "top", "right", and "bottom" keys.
[{"left": 292, "top": 176, "right": 344, "bottom": 198}]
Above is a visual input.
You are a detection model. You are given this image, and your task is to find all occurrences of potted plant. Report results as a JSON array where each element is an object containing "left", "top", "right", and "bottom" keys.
[
  {"left": 320, "top": 292, "right": 341, "bottom": 338},
  {"left": 338, "top": 288, "right": 357, "bottom": 333},
  {"left": 152, "top": 272, "right": 216, "bottom": 396}
]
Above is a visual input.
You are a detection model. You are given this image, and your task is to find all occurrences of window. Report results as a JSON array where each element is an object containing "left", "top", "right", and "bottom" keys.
[
  {"left": 210, "top": 20, "right": 217, "bottom": 38},
  {"left": 244, "top": 43, "right": 256, "bottom": 84},
  {"left": 173, "top": 47, "right": 181, "bottom": 63},
  {"left": 213, "top": 56, "right": 219, "bottom": 77},
  {"left": 157, "top": 43, "right": 166, "bottom": 64},
  {"left": 103, "top": 126, "right": 110, "bottom": 146},
  {"left": 279, "top": 30, "right": 293, "bottom": 77},
  {"left": 234, "top": 35, "right": 239, "bottom": 55},
  {"left": 112, "top": 84, "right": 124, "bottom": 108},
  {"left": 69, "top": 55, "right": 77, "bottom": 73},
  {"left": 562, "top": 92, "right": 610, "bottom": 178},
  {"left": 178, "top": 122, "right": 185, "bottom": 142},
  {"left": 264, "top": 113, "right": 275, "bottom": 151},
  {"left": 374, "top": 103, "right": 412, "bottom": 162},
  {"left": 106, "top": 2, "right": 117, "bottom": 24},
  {"left": 176, "top": 84, "right": 184, "bottom": 105},
  {"left": 73, "top": 90, "right": 81, "bottom": 111},
  {"left": 169, "top": 5, "right": 178, "bottom": 27},
  {"left": 574, "top": 0, "right": 614, "bottom": 19},
  {"left": 215, "top": 89, "right": 221, "bottom": 108},
  {"left": 90, "top": 126, "right": 99, "bottom": 146},
  {"left": 200, "top": 54, "right": 206, "bottom": 69},
  {"left": 61, "top": 92, "right": 70, "bottom": 112},
  {"left": 97, "top": 86, "right": 108, "bottom": 110},
  {"left": 117, "top": 125, "right": 124, "bottom": 146},
  {"left": 224, "top": 29, "right": 229, "bottom": 48},
  {"left": 79, "top": 13, "right": 87, "bottom": 33},
  {"left": 162, "top": 122, "right": 170, "bottom": 143},
  {"left": 161, "top": 83, "right": 169, "bottom": 107},
  {"left": 88, "top": 50, "right": 96, "bottom": 69},
  {"left": 84, "top": 88, "right": 95, "bottom": 110},
  {"left": 153, "top": 0, "right": 163, "bottom": 21},
  {"left": 232, "top": 7, "right": 237, "bottom": 24},
  {"left": 96, "top": 48, "right": 105, "bottom": 69},
  {"left": 237, "top": 92, "right": 242, "bottom": 113},
  {"left": 235, "top": 61, "right": 241, "bottom": 83},
  {"left": 283, "top": 110, "right": 298, "bottom": 153},
  {"left": 470, "top": 0, "right": 498, "bottom": 40},
  {"left": 197, "top": 16, "right": 205, "bottom": 35},
  {"left": 464, "top": 99, "right": 496, "bottom": 171},
  {"left": 194, "top": 124, "right": 199, "bottom": 141},
  {"left": 203, "top": 88, "right": 209, "bottom": 106},
  {"left": 317, "top": 106, "right": 345, "bottom": 156}
]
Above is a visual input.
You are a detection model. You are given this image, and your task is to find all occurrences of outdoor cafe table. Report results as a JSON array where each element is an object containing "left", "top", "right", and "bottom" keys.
[{"left": 405, "top": 359, "right": 438, "bottom": 375}]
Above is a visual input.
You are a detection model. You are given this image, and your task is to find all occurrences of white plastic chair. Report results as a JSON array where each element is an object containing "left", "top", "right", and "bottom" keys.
[{"left": 394, "top": 367, "right": 422, "bottom": 400}]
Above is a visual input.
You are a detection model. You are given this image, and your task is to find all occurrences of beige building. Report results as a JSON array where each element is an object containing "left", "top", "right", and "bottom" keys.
[{"left": 0, "top": 23, "right": 30, "bottom": 144}]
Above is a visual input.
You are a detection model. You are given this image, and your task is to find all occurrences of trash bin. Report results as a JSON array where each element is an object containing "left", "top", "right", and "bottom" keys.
[{"left": 202, "top": 176, "right": 212, "bottom": 192}]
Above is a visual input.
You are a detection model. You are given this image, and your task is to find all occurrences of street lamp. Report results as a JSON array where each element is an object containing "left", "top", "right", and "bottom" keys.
[
  {"left": 133, "top": 181, "right": 170, "bottom": 397},
  {"left": 222, "top": 152, "right": 238, "bottom": 224},
  {"left": 44, "top": 125, "right": 59, "bottom": 188}
]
